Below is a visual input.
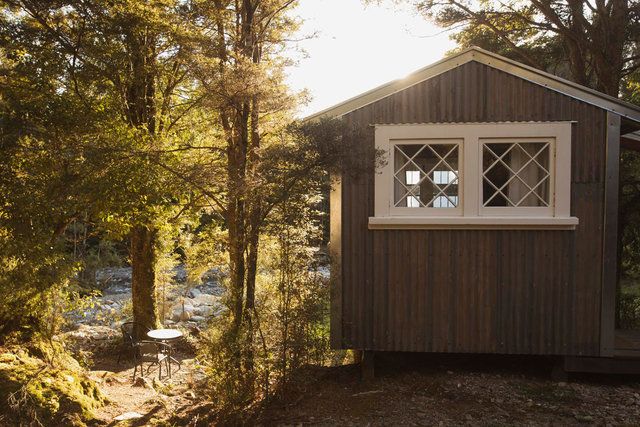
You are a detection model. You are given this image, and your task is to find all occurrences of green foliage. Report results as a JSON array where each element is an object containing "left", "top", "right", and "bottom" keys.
[
  {"left": 619, "top": 150, "right": 640, "bottom": 281},
  {"left": 201, "top": 322, "right": 257, "bottom": 420},
  {"left": 181, "top": 225, "right": 227, "bottom": 294},
  {"left": 619, "top": 282, "right": 640, "bottom": 330},
  {"left": 0, "top": 0, "right": 216, "bottom": 334},
  {"left": 200, "top": 192, "right": 333, "bottom": 417},
  {"left": 258, "top": 197, "right": 331, "bottom": 387},
  {"left": 370, "top": 0, "right": 640, "bottom": 96},
  {"left": 79, "top": 239, "right": 124, "bottom": 288},
  {"left": 40, "top": 288, "right": 103, "bottom": 342},
  {"left": 1, "top": 1, "right": 349, "bottom": 423}
]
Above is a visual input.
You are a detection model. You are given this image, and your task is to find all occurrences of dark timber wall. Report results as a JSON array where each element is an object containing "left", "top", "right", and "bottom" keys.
[{"left": 338, "top": 61, "right": 607, "bottom": 357}]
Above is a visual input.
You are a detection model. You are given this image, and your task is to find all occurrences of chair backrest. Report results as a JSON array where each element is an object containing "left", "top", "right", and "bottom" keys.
[
  {"left": 136, "top": 341, "right": 158, "bottom": 357},
  {"left": 121, "top": 322, "right": 150, "bottom": 346}
]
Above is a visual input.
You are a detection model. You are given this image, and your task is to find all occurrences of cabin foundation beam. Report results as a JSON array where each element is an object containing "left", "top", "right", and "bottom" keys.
[{"left": 565, "top": 356, "right": 640, "bottom": 374}]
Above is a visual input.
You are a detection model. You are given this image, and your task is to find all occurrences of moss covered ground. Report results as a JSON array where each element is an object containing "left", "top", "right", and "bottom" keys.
[{"left": 0, "top": 344, "right": 107, "bottom": 426}]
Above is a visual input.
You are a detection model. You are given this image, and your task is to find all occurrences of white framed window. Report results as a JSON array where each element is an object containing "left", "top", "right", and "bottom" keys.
[
  {"left": 480, "top": 138, "right": 553, "bottom": 216},
  {"left": 370, "top": 122, "right": 578, "bottom": 229},
  {"left": 391, "top": 140, "right": 461, "bottom": 214}
]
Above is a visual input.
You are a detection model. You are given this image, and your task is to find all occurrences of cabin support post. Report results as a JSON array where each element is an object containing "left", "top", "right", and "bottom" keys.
[
  {"left": 361, "top": 350, "right": 375, "bottom": 380},
  {"left": 601, "top": 112, "right": 621, "bottom": 357},
  {"left": 551, "top": 357, "right": 568, "bottom": 381},
  {"left": 330, "top": 173, "right": 343, "bottom": 349}
]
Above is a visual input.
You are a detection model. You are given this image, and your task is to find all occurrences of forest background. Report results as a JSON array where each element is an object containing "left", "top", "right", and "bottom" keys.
[{"left": 1, "top": 0, "right": 640, "bottom": 424}]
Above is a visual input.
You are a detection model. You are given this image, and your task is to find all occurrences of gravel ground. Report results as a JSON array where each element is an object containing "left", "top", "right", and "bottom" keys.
[{"left": 257, "top": 354, "right": 640, "bottom": 426}]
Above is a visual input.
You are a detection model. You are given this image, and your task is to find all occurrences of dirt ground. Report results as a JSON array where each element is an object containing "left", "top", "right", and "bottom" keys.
[
  {"left": 256, "top": 354, "right": 640, "bottom": 426},
  {"left": 83, "top": 336, "right": 208, "bottom": 426},
  {"left": 84, "top": 341, "right": 640, "bottom": 426}
]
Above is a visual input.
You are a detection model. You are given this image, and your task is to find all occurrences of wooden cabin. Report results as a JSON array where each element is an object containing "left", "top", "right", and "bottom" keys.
[{"left": 308, "top": 47, "right": 640, "bottom": 374}]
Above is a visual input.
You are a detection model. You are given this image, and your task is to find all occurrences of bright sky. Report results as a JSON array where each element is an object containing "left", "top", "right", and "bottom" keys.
[{"left": 288, "top": 0, "right": 456, "bottom": 118}]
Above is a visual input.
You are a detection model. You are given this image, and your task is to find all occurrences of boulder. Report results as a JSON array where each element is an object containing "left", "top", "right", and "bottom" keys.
[
  {"left": 193, "top": 294, "right": 217, "bottom": 306},
  {"left": 172, "top": 308, "right": 191, "bottom": 322}
]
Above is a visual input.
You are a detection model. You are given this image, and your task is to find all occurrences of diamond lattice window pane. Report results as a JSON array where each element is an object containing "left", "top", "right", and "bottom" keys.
[
  {"left": 394, "top": 143, "right": 459, "bottom": 208},
  {"left": 482, "top": 142, "right": 550, "bottom": 207}
]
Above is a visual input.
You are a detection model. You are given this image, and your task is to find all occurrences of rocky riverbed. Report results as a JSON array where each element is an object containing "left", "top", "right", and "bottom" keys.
[{"left": 65, "top": 266, "right": 226, "bottom": 331}]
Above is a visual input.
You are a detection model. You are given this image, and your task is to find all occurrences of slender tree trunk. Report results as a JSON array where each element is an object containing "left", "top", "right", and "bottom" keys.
[
  {"left": 228, "top": 197, "right": 246, "bottom": 331},
  {"left": 243, "top": 201, "right": 260, "bottom": 371},
  {"left": 131, "top": 225, "right": 158, "bottom": 329},
  {"left": 242, "top": 91, "right": 261, "bottom": 368},
  {"left": 227, "top": 116, "right": 250, "bottom": 331},
  {"left": 244, "top": 212, "right": 259, "bottom": 321}
]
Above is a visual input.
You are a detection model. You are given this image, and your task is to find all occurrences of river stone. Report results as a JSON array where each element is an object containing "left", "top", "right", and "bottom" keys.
[{"left": 115, "top": 412, "right": 143, "bottom": 421}]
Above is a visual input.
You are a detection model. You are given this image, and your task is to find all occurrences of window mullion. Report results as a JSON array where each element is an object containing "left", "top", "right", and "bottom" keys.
[{"left": 463, "top": 134, "right": 476, "bottom": 217}]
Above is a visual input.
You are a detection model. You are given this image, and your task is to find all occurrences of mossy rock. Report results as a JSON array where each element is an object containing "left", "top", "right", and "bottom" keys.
[
  {"left": 29, "top": 335, "right": 83, "bottom": 369},
  {"left": 0, "top": 349, "right": 107, "bottom": 426}
]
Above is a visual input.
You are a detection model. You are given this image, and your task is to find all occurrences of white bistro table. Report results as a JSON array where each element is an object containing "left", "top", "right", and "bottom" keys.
[
  {"left": 148, "top": 328, "right": 183, "bottom": 341},
  {"left": 147, "top": 328, "right": 183, "bottom": 371}
]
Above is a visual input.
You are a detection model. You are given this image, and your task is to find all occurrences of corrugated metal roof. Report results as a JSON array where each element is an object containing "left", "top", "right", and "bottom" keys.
[{"left": 305, "top": 47, "right": 640, "bottom": 124}]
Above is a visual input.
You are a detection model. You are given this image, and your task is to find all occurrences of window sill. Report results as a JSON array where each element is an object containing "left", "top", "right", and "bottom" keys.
[{"left": 368, "top": 216, "right": 579, "bottom": 230}]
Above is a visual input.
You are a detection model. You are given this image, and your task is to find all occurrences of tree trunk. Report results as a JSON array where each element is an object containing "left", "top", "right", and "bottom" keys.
[
  {"left": 242, "top": 92, "right": 261, "bottom": 369},
  {"left": 227, "top": 197, "right": 246, "bottom": 331},
  {"left": 131, "top": 225, "right": 158, "bottom": 329},
  {"left": 244, "top": 214, "right": 259, "bottom": 322},
  {"left": 590, "top": 0, "right": 627, "bottom": 97},
  {"left": 243, "top": 202, "right": 260, "bottom": 371}
]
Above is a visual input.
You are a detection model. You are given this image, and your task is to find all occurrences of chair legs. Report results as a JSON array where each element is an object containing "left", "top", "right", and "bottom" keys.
[
  {"left": 131, "top": 341, "right": 175, "bottom": 382},
  {"left": 117, "top": 345, "right": 135, "bottom": 365},
  {"left": 133, "top": 357, "right": 171, "bottom": 381}
]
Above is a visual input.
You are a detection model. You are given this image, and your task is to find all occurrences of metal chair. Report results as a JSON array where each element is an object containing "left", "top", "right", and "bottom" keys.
[
  {"left": 117, "top": 321, "right": 150, "bottom": 364},
  {"left": 133, "top": 340, "right": 172, "bottom": 380}
]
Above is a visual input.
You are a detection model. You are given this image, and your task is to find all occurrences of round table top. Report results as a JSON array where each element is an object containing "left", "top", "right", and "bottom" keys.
[{"left": 147, "top": 328, "right": 183, "bottom": 340}]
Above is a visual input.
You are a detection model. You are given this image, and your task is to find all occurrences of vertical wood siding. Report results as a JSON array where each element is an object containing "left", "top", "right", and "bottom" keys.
[{"left": 339, "top": 61, "right": 606, "bottom": 356}]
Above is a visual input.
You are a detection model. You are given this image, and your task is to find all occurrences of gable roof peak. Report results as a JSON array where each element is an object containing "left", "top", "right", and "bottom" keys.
[{"left": 304, "top": 46, "right": 640, "bottom": 124}]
